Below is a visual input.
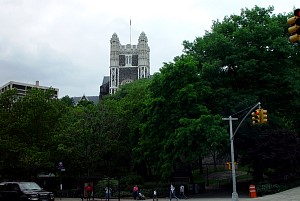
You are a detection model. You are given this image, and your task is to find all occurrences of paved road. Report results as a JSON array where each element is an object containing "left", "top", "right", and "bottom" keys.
[{"left": 55, "top": 186, "right": 300, "bottom": 201}]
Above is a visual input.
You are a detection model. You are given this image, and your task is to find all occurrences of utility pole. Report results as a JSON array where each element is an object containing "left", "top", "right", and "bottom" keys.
[{"left": 222, "top": 116, "right": 238, "bottom": 201}]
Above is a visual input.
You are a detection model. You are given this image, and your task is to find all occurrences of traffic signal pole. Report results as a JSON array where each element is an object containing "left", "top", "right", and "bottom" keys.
[
  {"left": 222, "top": 102, "right": 261, "bottom": 201},
  {"left": 222, "top": 116, "right": 238, "bottom": 201}
]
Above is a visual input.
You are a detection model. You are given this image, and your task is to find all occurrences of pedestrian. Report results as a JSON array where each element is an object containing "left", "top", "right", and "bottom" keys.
[
  {"left": 180, "top": 184, "right": 187, "bottom": 199},
  {"left": 153, "top": 189, "right": 158, "bottom": 201},
  {"left": 105, "top": 186, "right": 112, "bottom": 201},
  {"left": 169, "top": 184, "right": 178, "bottom": 201},
  {"left": 85, "top": 183, "right": 93, "bottom": 201},
  {"left": 133, "top": 185, "right": 139, "bottom": 200}
]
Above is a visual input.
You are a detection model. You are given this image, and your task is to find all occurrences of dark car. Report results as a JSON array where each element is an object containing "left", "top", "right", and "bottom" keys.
[{"left": 0, "top": 181, "right": 55, "bottom": 201}]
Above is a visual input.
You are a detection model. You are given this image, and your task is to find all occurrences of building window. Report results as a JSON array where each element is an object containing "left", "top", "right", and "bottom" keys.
[
  {"left": 119, "top": 55, "right": 125, "bottom": 66},
  {"left": 125, "top": 55, "right": 132, "bottom": 66},
  {"left": 132, "top": 55, "right": 138, "bottom": 66}
]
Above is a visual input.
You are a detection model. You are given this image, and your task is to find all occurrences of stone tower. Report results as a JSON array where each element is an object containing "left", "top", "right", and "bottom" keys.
[{"left": 109, "top": 32, "right": 150, "bottom": 94}]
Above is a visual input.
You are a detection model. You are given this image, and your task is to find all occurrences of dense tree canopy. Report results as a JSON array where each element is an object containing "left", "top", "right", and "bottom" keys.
[
  {"left": 133, "top": 55, "right": 228, "bottom": 180},
  {"left": 183, "top": 6, "right": 300, "bottom": 125},
  {"left": 0, "top": 88, "right": 64, "bottom": 178},
  {"left": 182, "top": 5, "right": 300, "bottom": 180}
]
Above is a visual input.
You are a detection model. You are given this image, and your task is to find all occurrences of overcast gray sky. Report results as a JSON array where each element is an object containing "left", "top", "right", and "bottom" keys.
[{"left": 0, "top": 0, "right": 297, "bottom": 97}]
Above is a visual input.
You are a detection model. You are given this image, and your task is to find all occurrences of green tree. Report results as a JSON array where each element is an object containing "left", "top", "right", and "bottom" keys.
[
  {"left": 102, "top": 79, "right": 152, "bottom": 177},
  {"left": 16, "top": 88, "right": 63, "bottom": 178},
  {"left": 0, "top": 88, "right": 63, "bottom": 178},
  {"left": 134, "top": 55, "right": 228, "bottom": 180},
  {"left": 60, "top": 95, "right": 75, "bottom": 107},
  {"left": 52, "top": 103, "right": 103, "bottom": 178},
  {"left": 183, "top": 6, "right": 300, "bottom": 126},
  {"left": 241, "top": 128, "right": 300, "bottom": 181},
  {"left": 174, "top": 115, "right": 228, "bottom": 172},
  {"left": 182, "top": 6, "right": 300, "bottom": 180},
  {"left": 0, "top": 89, "right": 21, "bottom": 177}
]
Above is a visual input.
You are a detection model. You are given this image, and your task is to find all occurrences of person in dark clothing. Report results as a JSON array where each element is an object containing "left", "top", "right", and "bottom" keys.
[
  {"left": 180, "top": 184, "right": 187, "bottom": 199},
  {"left": 169, "top": 184, "right": 178, "bottom": 201}
]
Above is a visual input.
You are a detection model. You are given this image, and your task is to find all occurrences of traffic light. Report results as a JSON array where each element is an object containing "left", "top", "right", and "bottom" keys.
[
  {"left": 287, "top": 9, "right": 300, "bottom": 43},
  {"left": 225, "top": 162, "right": 238, "bottom": 170},
  {"left": 251, "top": 109, "right": 260, "bottom": 124},
  {"left": 260, "top": 109, "right": 268, "bottom": 124}
]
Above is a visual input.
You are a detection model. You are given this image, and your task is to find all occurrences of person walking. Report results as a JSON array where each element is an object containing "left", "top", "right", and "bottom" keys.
[
  {"left": 133, "top": 185, "right": 139, "bottom": 200},
  {"left": 153, "top": 189, "right": 158, "bottom": 201},
  {"left": 85, "top": 183, "right": 93, "bottom": 201},
  {"left": 169, "top": 184, "right": 178, "bottom": 201},
  {"left": 180, "top": 184, "right": 187, "bottom": 199},
  {"left": 105, "top": 186, "right": 112, "bottom": 201}
]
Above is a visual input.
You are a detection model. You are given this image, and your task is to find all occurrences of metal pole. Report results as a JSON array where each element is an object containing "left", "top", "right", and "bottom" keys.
[
  {"left": 222, "top": 116, "right": 238, "bottom": 201},
  {"left": 118, "top": 177, "right": 121, "bottom": 201},
  {"left": 60, "top": 170, "right": 62, "bottom": 200},
  {"left": 108, "top": 178, "right": 110, "bottom": 201},
  {"left": 223, "top": 102, "right": 260, "bottom": 201},
  {"left": 206, "top": 166, "right": 209, "bottom": 186},
  {"left": 229, "top": 116, "right": 239, "bottom": 201}
]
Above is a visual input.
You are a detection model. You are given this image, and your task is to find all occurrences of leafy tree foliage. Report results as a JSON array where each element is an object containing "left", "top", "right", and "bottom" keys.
[
  {"left": 134, "top": 56, "right": 228, "bottom": 180},
  {"left": 241, "top": 128, "right": 300, "bottom": 181},
  {"left": 182, "top": 6, "right": 300, "bottom": 180},
  {"left": 183, "top": 6, "right": 300, "bottom": 125},
  {"left": 60, "top": 95, "right": 75, "bottom": 107},
  {"left": 52, "top": 103, "right": 99, "bottom": 177},
  {"left": 0, "top": 88, "right": 63, "bottom": 178},
  {"left": 0, "top": 89, "right": 20, "bottom": 177},
  {"left": 105, "top": 79, "right": 152, "bottom": 178}
]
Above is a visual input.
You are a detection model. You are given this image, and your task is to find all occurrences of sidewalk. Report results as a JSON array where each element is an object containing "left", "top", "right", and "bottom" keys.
[{"left": 55, "top": 186, "right": 300, "bottom": 201}]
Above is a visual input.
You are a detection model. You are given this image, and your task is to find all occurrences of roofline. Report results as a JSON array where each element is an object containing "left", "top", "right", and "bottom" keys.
[{"left": 0, "top": 81, "right": 59, "bottom": 91}]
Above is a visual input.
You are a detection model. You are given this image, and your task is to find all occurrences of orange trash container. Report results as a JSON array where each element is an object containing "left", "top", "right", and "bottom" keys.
[{"left": 249, "top": 184, "right": 257, "bottom": 198}]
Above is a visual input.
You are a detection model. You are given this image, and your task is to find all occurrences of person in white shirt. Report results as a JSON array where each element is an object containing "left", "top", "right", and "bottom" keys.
[
  {"left": 153, "top": 189, "right": 158, "bottom": 201},
  {"left": 105, "top": 187, "right": 112, "bottom": 201},
  {"left": 180, "top": 185, "right": 187, "bottom": 199}
]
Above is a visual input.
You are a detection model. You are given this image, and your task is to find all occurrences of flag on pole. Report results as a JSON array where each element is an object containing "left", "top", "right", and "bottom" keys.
[{"left": 130, "top": 17, "right": 132, "bottom": 45}]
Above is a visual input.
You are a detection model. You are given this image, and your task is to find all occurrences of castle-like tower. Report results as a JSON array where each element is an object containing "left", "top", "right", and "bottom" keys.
[{"left": 109, "top": 32, "right": 150, "bottom": 94}]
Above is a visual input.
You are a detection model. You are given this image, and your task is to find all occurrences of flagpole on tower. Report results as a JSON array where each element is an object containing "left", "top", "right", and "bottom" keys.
[{"left": 130, "top": 17, "right": 132, "bottom": 45}]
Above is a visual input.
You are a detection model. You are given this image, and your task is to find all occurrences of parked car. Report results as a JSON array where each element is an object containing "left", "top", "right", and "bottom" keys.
[{"left": 0, "top": 181, "right": 55, "bottom": 201}]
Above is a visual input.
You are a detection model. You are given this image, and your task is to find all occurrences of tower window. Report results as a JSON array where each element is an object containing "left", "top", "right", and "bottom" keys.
[
  {"left": 132, "top": 55, "right": 138, "bottom": 66},
  {"left": 125, "top": 55, "right": 132, "bottom": 66},
  {"left": 119, "top": 55, "right": 125, "bottom": 66}
]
